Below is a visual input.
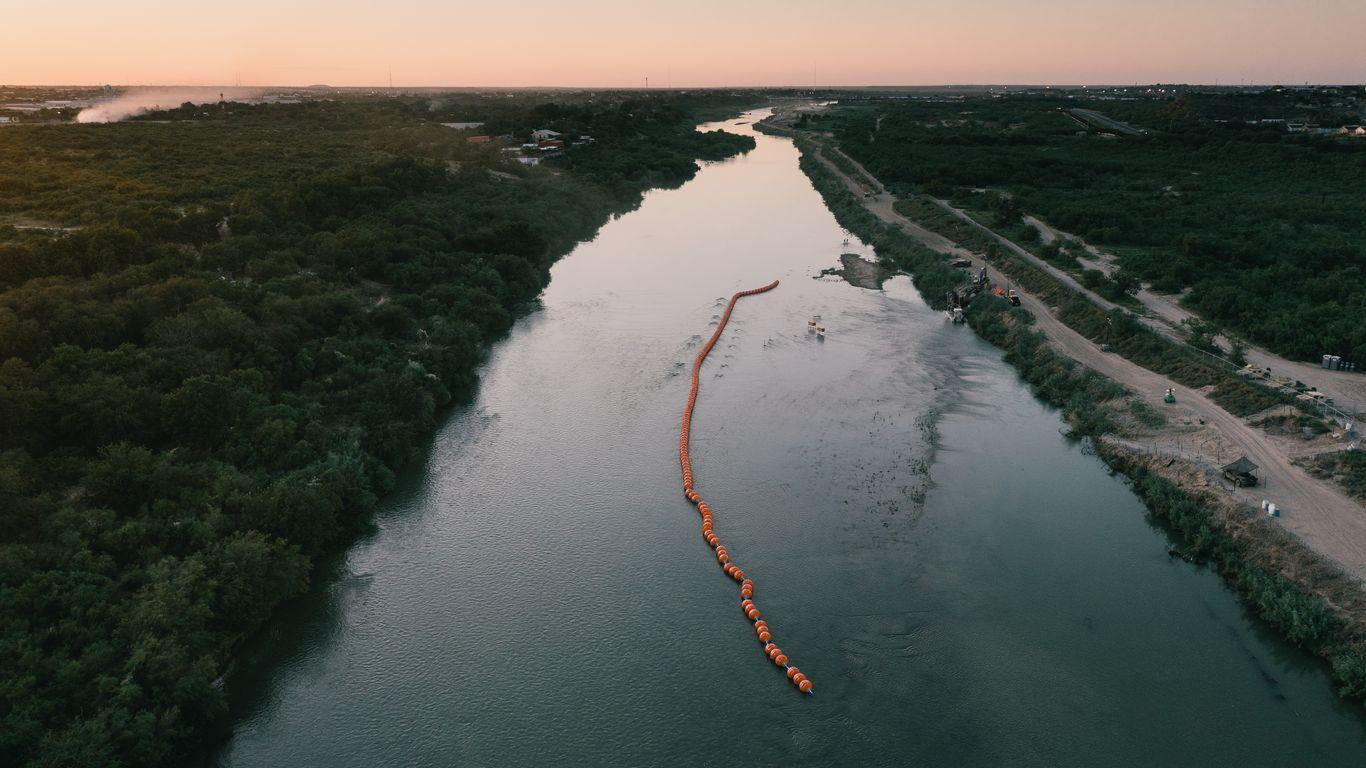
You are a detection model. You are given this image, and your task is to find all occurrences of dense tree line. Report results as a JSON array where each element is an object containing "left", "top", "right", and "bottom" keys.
[
  {"left": 814, "top": 91, "right": 1366, "bottom": 364},
  {"left": 0, "top": 93, "right": 753, "bottom": 767}
]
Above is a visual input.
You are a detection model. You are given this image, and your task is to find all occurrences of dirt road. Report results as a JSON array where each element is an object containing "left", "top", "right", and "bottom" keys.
[
  {"left": 808, "top": 140, "right": 1366, "bottom": 582},
  {"left": 1024, "top": 215, "right": 1366, "bottom": 415},
  {"left": 812, "top": 148, "right": 971, "bottom": 259}
]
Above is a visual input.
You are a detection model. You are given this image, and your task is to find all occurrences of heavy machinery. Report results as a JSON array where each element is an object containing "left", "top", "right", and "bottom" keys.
[{"left": 1163, "top": 387, "right": 1176, "bottom": 404}]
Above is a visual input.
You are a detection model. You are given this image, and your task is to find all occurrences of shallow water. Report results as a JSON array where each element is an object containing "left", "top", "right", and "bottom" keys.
[{"left": 216, "top": 110, "right": 1366, "bottom": 766}]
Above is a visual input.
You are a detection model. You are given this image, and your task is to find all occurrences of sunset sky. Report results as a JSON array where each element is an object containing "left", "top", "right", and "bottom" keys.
[{"left": 5, "top": 0, "right": 1364, "bottom": 86}]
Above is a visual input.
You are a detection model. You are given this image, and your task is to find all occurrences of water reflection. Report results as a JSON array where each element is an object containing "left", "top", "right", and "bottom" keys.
[{"left": 216, "top": 110, "right": 1366, "bottom": 767}]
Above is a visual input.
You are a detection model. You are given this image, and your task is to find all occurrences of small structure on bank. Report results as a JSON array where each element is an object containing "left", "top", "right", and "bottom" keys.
[{"left": 1222, "top": 455, "right": 1260, "bottom": 487}]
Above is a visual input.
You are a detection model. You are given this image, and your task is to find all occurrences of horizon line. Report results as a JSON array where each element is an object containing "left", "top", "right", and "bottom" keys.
[{"left": 6, "top": 82, "right": 1365, "bottom": 91}]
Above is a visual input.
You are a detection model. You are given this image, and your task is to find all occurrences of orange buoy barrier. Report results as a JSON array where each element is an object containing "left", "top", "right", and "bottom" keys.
[{"left": 677, "top": 279, "right": 813, "bottom": 695}]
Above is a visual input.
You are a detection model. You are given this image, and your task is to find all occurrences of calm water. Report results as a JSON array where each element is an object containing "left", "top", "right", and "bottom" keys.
[{"left": 216, "top": 110, "right": 1366, "bottom": 766}]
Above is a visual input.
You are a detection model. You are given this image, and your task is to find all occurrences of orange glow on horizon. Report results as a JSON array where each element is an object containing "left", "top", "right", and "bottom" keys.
[{"left": 4, "top": 0, "right": 1364, "bottom": 86}]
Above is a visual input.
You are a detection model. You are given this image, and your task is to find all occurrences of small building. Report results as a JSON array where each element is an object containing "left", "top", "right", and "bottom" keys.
[
  {"left": 466, "top": 135, "right": 493, "bottom": 143},
  {"left": 537, "top": 139, "right": 564, "bottom": 150},
  {"left": 441, "top": 121, "right": 484, "bottom": 130},
  {"left": 531, "top": 128, "right": 561, "bottom": 141},
  {"left": 1222, "top": 456, "right": 1259, "bottom": 487}
]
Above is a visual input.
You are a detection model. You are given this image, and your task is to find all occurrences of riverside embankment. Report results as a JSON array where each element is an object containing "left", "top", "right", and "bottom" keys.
[
  {"left": 763, "top": 105, "right": 1366, "bottom": 721},
  {"left": 214, "top": 109, "right": 1366, "bottom": 767}
]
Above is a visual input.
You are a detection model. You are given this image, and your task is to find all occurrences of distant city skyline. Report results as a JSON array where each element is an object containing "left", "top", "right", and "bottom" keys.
[{"left": 6, "top": 0, "right": 1364, "bottom": 87}]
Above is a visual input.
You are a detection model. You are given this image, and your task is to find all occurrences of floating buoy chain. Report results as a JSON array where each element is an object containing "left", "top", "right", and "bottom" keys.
[{"left": 678, "top": 279, "right": 813, "bottom": 695}]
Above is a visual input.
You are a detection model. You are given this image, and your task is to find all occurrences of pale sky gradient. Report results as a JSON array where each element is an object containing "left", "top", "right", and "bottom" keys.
[{"left": 4, "top": 0, "right": 1364, "bottom": 86}]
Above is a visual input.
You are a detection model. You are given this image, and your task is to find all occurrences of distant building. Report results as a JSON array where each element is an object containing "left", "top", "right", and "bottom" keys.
[
  {"left": 531, "top": 128, "right": 561, "bottom": 141},
  {"left": 466, "top": 135, "right": 493, "bottom": 143},
  {"left": 441, "top": 121, "right": 484, "bottom": 130},
  {"left": 537, "top": 139, "right": 564, "bottom": 150}
]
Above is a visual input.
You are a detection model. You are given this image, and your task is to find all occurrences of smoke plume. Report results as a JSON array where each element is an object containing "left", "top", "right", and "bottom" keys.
[{"left": 76, "top": 87, "right": 264, "bottom": 123}]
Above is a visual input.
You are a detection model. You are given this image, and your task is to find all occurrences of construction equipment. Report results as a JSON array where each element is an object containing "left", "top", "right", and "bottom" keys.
[{"left": 1163, "top": 387, "right": 1176, "bottom": 404}]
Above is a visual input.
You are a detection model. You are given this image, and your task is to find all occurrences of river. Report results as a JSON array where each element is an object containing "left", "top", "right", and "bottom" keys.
[{"left": 215, "top": 109, "right": 1366, "bottom": 766}]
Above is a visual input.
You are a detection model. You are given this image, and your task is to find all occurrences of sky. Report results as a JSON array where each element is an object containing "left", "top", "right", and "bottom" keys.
[{"left": 4, "top": 0, "right": 1364, "bottom": 87}]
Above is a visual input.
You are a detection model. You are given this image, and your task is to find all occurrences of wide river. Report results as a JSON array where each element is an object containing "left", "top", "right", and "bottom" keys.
[{"left": 216, "top": 110, "right": 1366, "bottom": 766}]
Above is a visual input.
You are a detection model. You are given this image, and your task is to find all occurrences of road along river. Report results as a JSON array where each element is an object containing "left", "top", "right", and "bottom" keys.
[{"left": 215, "top": 110, "right": 1366, "bottom": 767}]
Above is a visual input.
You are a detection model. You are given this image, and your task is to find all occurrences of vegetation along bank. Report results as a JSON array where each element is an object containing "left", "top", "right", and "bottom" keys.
[
  {"left": 0, "top": 92, "right": 756, "bottom": 768},
  {"left": 764, "top": 109, "right": 1366, "bottom": 709}
]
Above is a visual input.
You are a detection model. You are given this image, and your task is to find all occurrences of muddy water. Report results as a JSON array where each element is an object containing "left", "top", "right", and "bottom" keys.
[{"left": 215, "top": 110, "right": 1366, "bottom": 766}]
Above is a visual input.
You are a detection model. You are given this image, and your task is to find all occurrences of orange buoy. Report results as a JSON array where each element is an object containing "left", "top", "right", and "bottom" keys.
[{"left": 677, "top": 279, "right": 813, "bottom": 695}]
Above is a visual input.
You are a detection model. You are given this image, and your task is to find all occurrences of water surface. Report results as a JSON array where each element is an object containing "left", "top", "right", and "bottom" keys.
[{"left": 217, "top": 110, "right": 1366, "bottom": 766}]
